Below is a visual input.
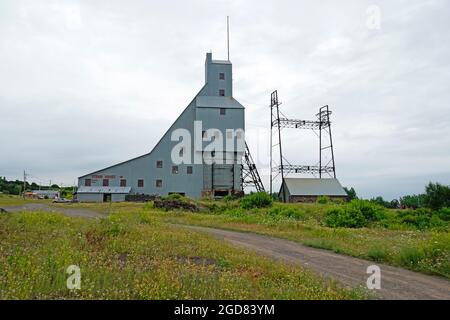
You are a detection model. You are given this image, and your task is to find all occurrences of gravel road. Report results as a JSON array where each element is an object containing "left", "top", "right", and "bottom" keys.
[{"left": 180, "top": 225, "right": 450, "bottom": 300}]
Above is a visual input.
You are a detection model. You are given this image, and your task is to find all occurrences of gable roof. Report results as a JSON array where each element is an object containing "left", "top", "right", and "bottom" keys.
[{"left": 282, "top": 178, "right": 347, "bottom": 196}]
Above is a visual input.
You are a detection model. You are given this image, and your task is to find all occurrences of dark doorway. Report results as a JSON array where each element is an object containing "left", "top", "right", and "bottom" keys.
[
  {"left": 103, "top": 193, "right": 112, "bottom": 202},
  {"left": 214, "top": 190, "right": 229, "bottom": 198}
]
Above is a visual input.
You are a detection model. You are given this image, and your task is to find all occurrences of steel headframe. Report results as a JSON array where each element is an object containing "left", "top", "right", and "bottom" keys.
[
  {"left": 269, "top": 90, "right": 337, "bottom": 202},
  {"left": 241, "top": 142, "right": 265, "bottom": 193}
]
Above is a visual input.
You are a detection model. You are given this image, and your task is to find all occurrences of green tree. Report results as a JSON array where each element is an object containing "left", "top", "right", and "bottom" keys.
[
  {"left": 343, "top": 187, "right": 357, "bottom": 200},
  {"left": 370, "top": 196, "right": 390, "bottom": 208},
  {"left": 390, "top": 199, "right": 400, "bottom": 209},
  {"left": 400, "top": 194, "right": 426, "bottom": 209},
  {"left": 424, "top": 182, "right": 450, "bottom": 210}
]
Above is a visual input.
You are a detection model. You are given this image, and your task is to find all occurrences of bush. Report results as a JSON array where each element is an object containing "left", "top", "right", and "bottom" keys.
[
  {"left": 437, "top": 207, "right": 450, "bottom": 221},
  {"left": 324, "top": 207, "right": 367, "bottom": 228},
  {"left": 397, "top": 208, "right": 446, "bottom": 230},
  {"left": 240, "top": 192, "right": 273, "bottom": 209},
  {"left": 164, "top": 193, "right": 184, "bottom": 200},
  {"left": 316, "top": 196, "right": 329, "bottom": 204},
  {"left": 324, "top": 200, "right": 386, "bottom": 228},
  {"left": 349, "top": 199, "right": 386, "bottom": 222},
  {"left": 268, "top": 206, "right": 304, "bottom": 220}
]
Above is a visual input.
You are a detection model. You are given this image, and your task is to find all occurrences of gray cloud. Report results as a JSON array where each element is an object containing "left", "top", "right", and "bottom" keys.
[{"left": 1, "top": 0, "right": 449, "bottom": 199}]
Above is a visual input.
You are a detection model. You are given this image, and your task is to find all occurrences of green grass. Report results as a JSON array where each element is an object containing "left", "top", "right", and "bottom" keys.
[
  {"left": 147, "top": 202, "right": 449, "bottom": 279},
  {"left": 0, "top": 194, "right": 47, "bottom": 206},
  {"left": 1, "top": 196, "right": 448, "bottom": 300},
  {"left": 0, "top": 207, "right": 365, "bottom": 299}
]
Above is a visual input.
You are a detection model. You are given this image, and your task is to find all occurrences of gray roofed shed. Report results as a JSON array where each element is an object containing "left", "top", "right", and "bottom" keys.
[{"left": 281, "top": 178, "right": 347, "bottom": 196}]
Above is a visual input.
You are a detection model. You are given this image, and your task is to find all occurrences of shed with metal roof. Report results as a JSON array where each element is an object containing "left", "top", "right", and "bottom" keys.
[{"left": 279, "top": 178, "right": 347, "bottom": 203}]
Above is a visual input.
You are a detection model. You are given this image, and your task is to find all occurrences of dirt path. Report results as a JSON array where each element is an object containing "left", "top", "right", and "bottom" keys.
[
  {"left": 180, "top": 225, "right": 450, "bottom": 300},
  {"left": 1, "top": 203, "right": 104, "bottom": 219}
]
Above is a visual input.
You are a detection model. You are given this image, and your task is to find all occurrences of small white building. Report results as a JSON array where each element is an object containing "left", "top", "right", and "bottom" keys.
[{"left": 31, "top": 190, "right": 60, "bottom": 199}]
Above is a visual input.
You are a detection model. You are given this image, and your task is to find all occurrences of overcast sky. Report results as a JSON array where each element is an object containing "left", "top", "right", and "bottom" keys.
[{"left": 1, "top": 0, "right": 449, "bottom": 199}]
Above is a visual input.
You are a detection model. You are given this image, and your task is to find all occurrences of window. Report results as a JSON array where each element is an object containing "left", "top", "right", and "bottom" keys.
[
  {"left": 138, "top": 179, "right": 144, "bottom": 188},
  {"left": 103, "top": 179, "right": 109, "bottom": 187},
  {"left": 219, "top": 89, "right": 225, "bottom": 96},
  {"left": 156, "top": 160, "right": 163, "bottom": 168},
  {"left": 85, "top": 179, "right": 91, "bottom": 187},
  {"left": 211, "top": 150, "right": 215, "bottom": 157},
  {"left": 172, "top": 166, "right": 179, "bottom": 174},
  {"left": 220, "top": 108, "right": 226, "bottom": 115},
  {"left": 219, "top": 72, "right": 225, "bottom": 80},
  {"left": 202, "top": 130, "right": 207, "bottom": 138},
  {"left": 179, "top": 147, "right": 184, "bottom": 157},
  {"left": 187, "top": 166, "right": 193, "bottom": 174},
  {"left": 120, "top": 179, "right": 126, "bottom": 187},
  {"left": 156, "top": 179, "right": 162, "bottom": 188}
]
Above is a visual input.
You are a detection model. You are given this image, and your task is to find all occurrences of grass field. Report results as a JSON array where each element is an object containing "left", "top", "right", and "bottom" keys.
[
  {"left": 0, "top": 196, "right": 366, "bottom": 300},
  {"left": 50, "top": 196, "right": 450, "bottom": 279},
  {"left": 1, "top": 194, "right": 449, "bottom": 299}
]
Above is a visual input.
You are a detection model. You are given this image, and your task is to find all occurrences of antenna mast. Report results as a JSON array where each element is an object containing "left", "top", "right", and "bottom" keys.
[{"left": 227, "top": 16, "right": 230, "bottom": 61}]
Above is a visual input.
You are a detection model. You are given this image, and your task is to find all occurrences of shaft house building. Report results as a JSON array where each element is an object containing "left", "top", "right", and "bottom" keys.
[{"left": 76, "top": 53, "right": 245, "bottom": 202}]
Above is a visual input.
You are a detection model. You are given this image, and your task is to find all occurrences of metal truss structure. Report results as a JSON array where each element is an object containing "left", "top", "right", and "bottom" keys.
[{"left": 270, "top": 90, "right": 336, "bottom": 201}]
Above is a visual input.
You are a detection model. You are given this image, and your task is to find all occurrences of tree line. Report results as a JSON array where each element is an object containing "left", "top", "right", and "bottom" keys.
[
  {"left": 344, "top": 182, "right": 450, "bottom": 210},
  {"left": 0, "top": 177, "right": 73, "bottom": 198}
]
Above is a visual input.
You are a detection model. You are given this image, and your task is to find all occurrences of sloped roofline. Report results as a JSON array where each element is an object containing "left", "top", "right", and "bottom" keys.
[{"left": 78, "top": 84, "right": 207, "bottom": 179}]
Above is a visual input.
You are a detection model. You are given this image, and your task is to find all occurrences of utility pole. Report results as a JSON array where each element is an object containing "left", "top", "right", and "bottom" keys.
[{"left": 23, "top": 170, "right": 27, "bottom": 198}]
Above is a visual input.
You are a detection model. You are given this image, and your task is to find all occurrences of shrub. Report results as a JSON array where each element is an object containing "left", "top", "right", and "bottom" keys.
[
  {"left": 324, "top": 206, "right": 367, "bottom": 228},
  {"left": 240, "top": 192, "right": 273, "bottom": 209},
  {"left": 164, "top": 193, "right": 184, "bottom": 201},
  {"left": 397, "top": 208, "right": 439, "bottom": 230},
  {"left": 437, "top": 207, "right": 450, "bottom": 221},
  {"left": 348, "top": 199, "right": 386, "bottom": 222},
  {"left": 316, "top": 196, "right": 329, "bottom": 204},
  {"left": 268, "top": 206, "right": 304, "bottom": 220}
]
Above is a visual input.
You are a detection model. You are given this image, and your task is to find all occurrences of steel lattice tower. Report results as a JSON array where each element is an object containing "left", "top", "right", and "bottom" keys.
[{"left": 270, "top": 90, "right": 336, "bottom": 202}]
